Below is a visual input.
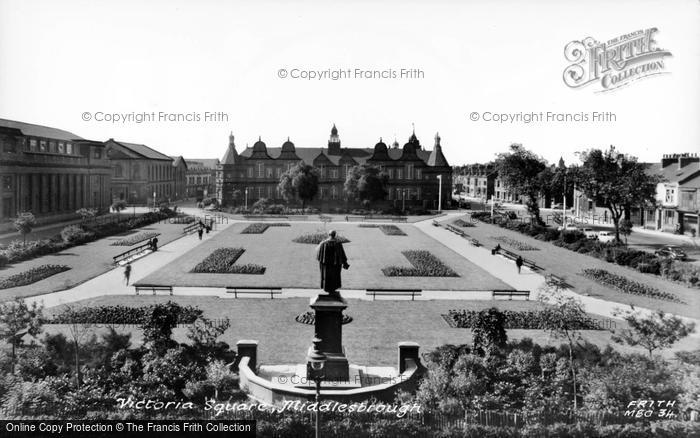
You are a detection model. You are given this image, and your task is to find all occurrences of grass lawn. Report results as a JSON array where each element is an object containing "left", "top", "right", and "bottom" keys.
[
  {"left": 136, "top": 222, "right": 511, "bottom": 291},
  {"left": 0, "top": 222, "right": 188, "bottom": 301},
  {"left": 42, "top": 295, "right": 694, "bottom": 368}
]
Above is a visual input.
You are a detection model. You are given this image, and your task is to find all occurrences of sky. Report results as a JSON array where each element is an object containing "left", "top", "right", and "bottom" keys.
[{"left": 0, "top": 0, "right": 698, "bottom": 166}]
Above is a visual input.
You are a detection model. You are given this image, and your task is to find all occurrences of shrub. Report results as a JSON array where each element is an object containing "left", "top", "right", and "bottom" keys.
[
  {"left": 581, "top": 268, "right": 681, "bottom": 302},
  {"left": 0, "top": 254, "right": 8, "bottom": 268},
  {"left": 110, "top": 232, "right": 160, "bottom": 246},
  {"left": 382, "top": 250, "right": 458, "bottom": 277},
  {"left": 191, "top": 248, "right": 266, "bottom": 274},
  {"left": 452, "top": 219, "right": 475, "bottom": 227},
  {"left": 295, "top": 311, "right": 352, "bottom": 325},
  {"left": 240, "top": 223, "right": 290, "bottom": 234},
  {"left": 0, "top": 265, "right": 71, "bottom": 289},
  {"left": 293, "top": 232, "right": 350, "bottom": 244}
]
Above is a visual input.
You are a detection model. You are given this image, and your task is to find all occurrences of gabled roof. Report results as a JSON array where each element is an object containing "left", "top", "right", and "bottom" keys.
[
  {"left": 107, "top": 139, "right": 172, "bottom": 161},
  {"left": 428, "top": 146, "right": 449, "bottom": 167},
  {"left": 171, "top": 156, "right": 187, "bottom": 169},
  {"left": 185, "top": 158, "right": 220, "bottom": 169},
  {"left": 647, "top": 162, "right": 700, "bottom": 186},
  {"left": 0, "top": 118, "right": 83, "bottom": 141}
]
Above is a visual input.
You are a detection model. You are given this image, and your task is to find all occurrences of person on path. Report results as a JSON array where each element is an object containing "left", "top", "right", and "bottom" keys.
[
  {"left": 124, "top": 263, "right": 132, "bottom": 285},
  {"left": 516, "top": 256, "right": 523, "bottom": 274},
  {"left": 198, "top": 227, "right": 204, "bottom": 240},
  {"left": 151, "top": 236, "right": 158, "bottom": 251}
]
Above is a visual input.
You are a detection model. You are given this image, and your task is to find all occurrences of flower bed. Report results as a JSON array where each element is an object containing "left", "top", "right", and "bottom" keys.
[
  {"left": 48, "top": 303, "right": 202, "bottom": 324},
  {"left": 452, "top": 219, "right": 475, "bottom": 228},
  {"left": 0, "top": 265, "right": 71, "bottom": 289},
  {"left": 295, "top": 311, "right": 352, "bottom": 325},
  {"left": 382, "top": 250, "right": 458, "bottom": 277},
  {"left": 293, "top": 233, "right": 350, "bottom": 244},
  {"left": 110, "top": 232, "right": 160, "bottom": 246},
  {"left": 357, "top": 224, "right": 406, "bottom": 235},
  {"left": 240, "top": 223, "right": 291, "bottom": 234},
  {"left": 492, "top": 236, "right": 539, "bottom": 251},
  {"left": 580, "top": 268, "right": 682, "bottom": 302},
  {"left": 191, "top": 248, "right": 266, "bottom": 274},
  {"left": 443, "top": 309, "right": 603, "bottom": 330}
]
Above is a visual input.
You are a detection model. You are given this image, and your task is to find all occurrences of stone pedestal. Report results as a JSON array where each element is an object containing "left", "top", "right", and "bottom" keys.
[{"left": 309, "top": 293, "right": 349, "bottom": 382}]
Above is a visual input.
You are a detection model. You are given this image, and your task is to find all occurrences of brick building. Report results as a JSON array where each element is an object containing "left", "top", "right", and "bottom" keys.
[
  {"left": 217, "top": 125, "right": 452, "bottom": 210},
  {"left": 185, "top": 158, "right": 219, "bottom": 199},
  {"left": 454, "top": 163, "right": 521, "bottom": 204},
  {"left": 105, "top": 139, "right": 185, "bottom": 205},
  {"left": 0, "top": 118, "right": 111, "bottom": 232}
]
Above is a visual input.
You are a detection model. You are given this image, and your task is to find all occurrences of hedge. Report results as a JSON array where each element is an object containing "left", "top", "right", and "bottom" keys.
[
  {"left": 492, "top": 236, "right": 539, "bottom": 251},
  {"left": 383, "top": 250, "right": 458, "bottom": 277},
  {"left": 581, "top": 268, "right": 682, "bottom": 302},
  {"left": 0, "top": 265, "right": 71, "bottom": 289},
  {"left": 48, "top": 304, "right": 202, "bottom": 324},
  {"left": 444, "top": 309, "right": 603, "bottom": 330}
]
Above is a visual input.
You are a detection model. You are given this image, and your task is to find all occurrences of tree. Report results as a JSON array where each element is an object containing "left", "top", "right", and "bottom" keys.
[
  {"left": 75, "top": 208, "right": 97, "bottom": 223},
  {"left": 578, "top": 146, "right": 661, "bottom": 242},
  {"left": 619, "top": 219, "right": 633, "bottom": 245},
  {"left": 60, "top": 304, "right": 96, "bottom": 389},
  {"left": 141, "top": 302, "right": 188, "bottom": 355},
  {"left": 278, "top": 163, "right": 319, "bottom": 209},
  {"left": 471, "top": 307, "right": 507, "bottom": 356},
  {"left": 0, "top": 298, "right": 44, "bottom": 373},
  {"left": 13, "top": 212, "right": 36, "bottom": 244},
  {"left": 344, "top": 164, "right": 388, "bottom": 208},
  {"left": 494, "top": 144, "right": 549, "bottom": 225},
  {"left": 111, "top": 200, "right": 127, "bottom": 213},
  {"left": 538, "top": 276, "right": 593, "bottom": 410},
  {"left": 612, "top": 308, "right": 695, "bottom": 358}
]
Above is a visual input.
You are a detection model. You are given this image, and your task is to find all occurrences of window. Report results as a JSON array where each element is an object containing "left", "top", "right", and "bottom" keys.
[
  {"left": 276, "top": 168, "right": 281, "bottom": 178},
  {"left": 397, "top": 169, "right": 403, "bottom": 179},
  {"left": 58, "top": 142, "right": 65, "bottom": 153},
  {"left": 39, "top": 140, "right": 47, "bottom": 152},
  {"left": 66, "top": 143, "right": 72, "bottom": 154},
  {"left": 331, "top": 168, "right": 338, "bottom": 179},
  {"left": 2, "top": 176, "right": 12, "bottom": 191},
  {"left": 258, "top": 163, "right": 264, "bottom": 178},
  {"left": 114, "top": 164, "right": 123, "bottom": 177},
  {"left": 29, "top": 139, "right": 37, "bottom": 151},
  {"left": 665, "top": 188, "right": 675, "bottom": 204},
  {"left": 388, "top": 169, "right": 393, "bottom": 179},
  {"left": 266, "top": 167, "right": 273, "bottom": 178},
  {"left": 3, "top": 139, "right": 16, "bottom": 153},
  {"left": 247, "top": 167, "right": 253, "bottom": 178},
  {"left": 331, "top": 186, "right": 338, "bottom": 199},
  {"left": 416, "top": 169, "right": 422, "bottom": 180},
  {"left": 93, "top": 148, "right": 102, "bottom": 159},
  {"left": 49, "top": 141, "right": 56, "bottom": 153},
  {"left": 406, "top": 164, "right": 414, "bottom": 179}
]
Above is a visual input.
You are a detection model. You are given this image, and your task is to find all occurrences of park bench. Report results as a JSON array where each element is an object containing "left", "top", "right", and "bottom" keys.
[
  {"left": 547, "top": 274, "right": 573, "bottom": 289},
  {"left": 243, "top": 215, "right": 289, "bottom": 220},
  {"left": 135, "top": 285, "right": 173, "bottom": 296},
  {"left": 432, "top": 220, "right": 440, "bottom": 227},
  {"left": 366, "top": 289, "right": 422, "bottom": 301},
  {"left": 496, "top": 248, "right": 542, "bottom": 272},
  {"left": 113, "top": 241, "right": 152, "bottom": 264},
  {"left": 391, "top": 216, "right": 408, "bottom": 223},
  {"left": 225, "top": 286, "right": 282, "bottom": 299},
  {"left": 492, "top": 289, "right": 530, "bottom": 300},
  {"left": 445, "top": 224, "right": 466, "bottom": 236},
  {"left": 346, "top": 215, "right": 365, "bottom": 221}
]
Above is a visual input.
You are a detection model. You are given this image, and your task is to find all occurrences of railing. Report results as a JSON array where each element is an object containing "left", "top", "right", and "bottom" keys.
[{"left": 225, "top": 286, "right": 282, "bottom": 299}]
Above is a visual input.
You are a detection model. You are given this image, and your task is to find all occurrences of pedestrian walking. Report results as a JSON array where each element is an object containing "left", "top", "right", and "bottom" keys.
[
  {"left": 516, "top": 256, "right": 523, "bottom": 274},
  {"left": 198, "top": 227, "right": 204, "bottom": 240},
  {"left": 124, "top": 263, "right": 132, "bottom": 285},
  {"left": 151, "top": 236, "right": 158, "bottom": 251}
]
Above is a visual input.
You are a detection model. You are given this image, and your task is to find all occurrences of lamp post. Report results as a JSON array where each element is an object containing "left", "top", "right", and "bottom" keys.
[
  {"left": 437, "top": 175, "right": 443, "bottom": 212},
  {"left": 307, "top": 337, "right": 327, "bottom": 438},
  {"left": 153, "top": 191, "right": 156, "bottom": 210},
  {"left": 244, "top": 188, "right": 249, "bottom": 210}
]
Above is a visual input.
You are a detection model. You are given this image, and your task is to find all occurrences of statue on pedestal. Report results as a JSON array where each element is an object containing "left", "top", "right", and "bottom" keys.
[{"left": 316, "top": 230, "right": 349, "bottom": 295}]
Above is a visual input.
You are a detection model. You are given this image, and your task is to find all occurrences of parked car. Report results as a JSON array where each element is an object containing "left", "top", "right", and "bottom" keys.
[
  {"left": 655, "top": 245, "right": 688, "bottom": 261},
  {"left": 597, "top": 231, "right": 615, "bottom": 243},
  {"left": 580, "top": 228, "right": 598, "bottom": 239},
  {"left": 557, "top": 223, "right": 578, "bottom": 232}
]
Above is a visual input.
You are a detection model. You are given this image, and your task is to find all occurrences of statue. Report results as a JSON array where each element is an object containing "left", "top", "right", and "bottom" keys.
[{"left": 316, "top": 230, "right": 349, "bottom": 294}]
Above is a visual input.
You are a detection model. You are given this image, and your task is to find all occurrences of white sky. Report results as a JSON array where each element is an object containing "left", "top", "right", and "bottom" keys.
[{"left": 0, "top": 0, "right": 698, "bottom": 165}]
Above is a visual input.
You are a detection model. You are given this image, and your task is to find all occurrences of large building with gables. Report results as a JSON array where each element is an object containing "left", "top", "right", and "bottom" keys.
[{"left": 216, "top": 125, "right": 452, "bottom": 210}]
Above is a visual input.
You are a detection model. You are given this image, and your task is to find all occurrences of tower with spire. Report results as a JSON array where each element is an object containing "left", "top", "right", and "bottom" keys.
[{"left": 328, "top": 123, "right": 341, "bottom": 155}]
